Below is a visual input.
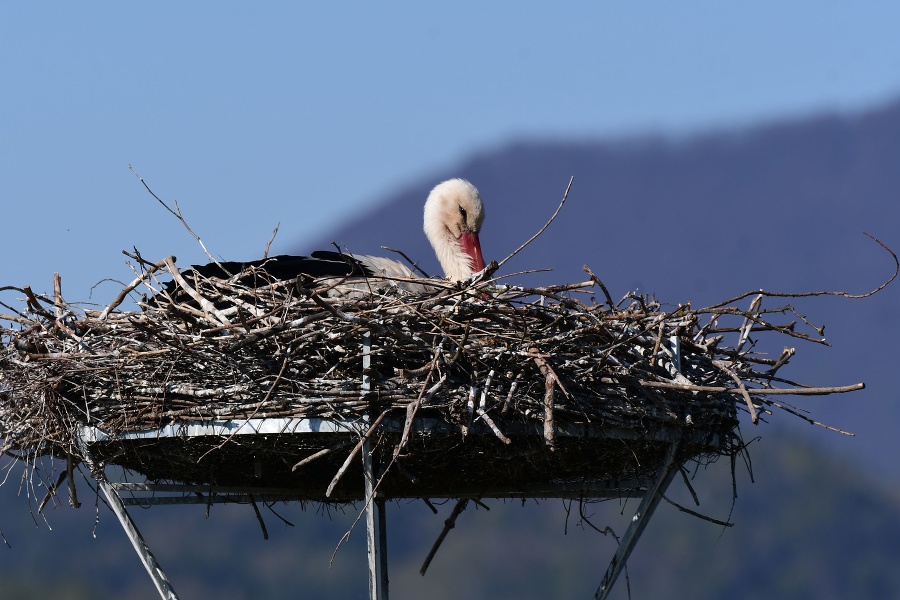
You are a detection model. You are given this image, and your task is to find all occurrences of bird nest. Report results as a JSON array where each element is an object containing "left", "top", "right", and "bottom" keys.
[{"left": 0, "top": 253, "right": 872, "bottom": 502}]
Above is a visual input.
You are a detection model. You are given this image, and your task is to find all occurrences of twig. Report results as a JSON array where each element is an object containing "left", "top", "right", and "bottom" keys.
[
  {"left": 661, "top": 494, "right": 733, "bottom": 528},
  {"left": 395, "top": 345, "right": 444, "bottom": 459},
  {"left": 38, "top": 470, "right": 67, "bottom": 513},
  {"left": 67, "top": 453, "right": 80, "bottom": 508},
  {"left": 129, "top": 164, "right": 222, "bottom": 268},
  {"left": 639, "top": 381, "right": 864, "bottom": 395},
  {"left": 714, "top": 361, "right": 759, "bottom": 424},
  {"left": 164, "top": 257, "right": 232, "bottom": 327},
  {"left": 474, "top": 407, "right": 511, "bottom": 444},
  {"left": 530, "top": 348, "right": 559, "bottom": 450},
  {"left": 248, "top": 494, "right": 269, "bottom": 540},
  {"left": 293, "top": 445, "right": 340, "bottom": 472},
  {"left": 325, "top": 410, "right": 389, "bottom": 498},
  {"left": 703, "top": 232, "right": 898, "bottom": 310},
  {"left": 496, "top": 176, "right": 573, "bottom": 270},
  {"left": 583, "top": 265, "right": 615, "bottom": 308},
  {"left": 420, "top": 499, "right": 469, "bottom": 575},
  {"left": 764, "top": 400, "right": 856, "bottom": 435},
  {"left": 381, "top": 246, "right": 431, "bottom": 278},
  {"left": 263, "top": 222, "right": 280, "bottom": 259},
  {"left": 99, "top": 256, "right": 172, "bottom": 320}
]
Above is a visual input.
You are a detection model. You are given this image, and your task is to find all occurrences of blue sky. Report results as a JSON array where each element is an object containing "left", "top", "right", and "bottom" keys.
[{"left": 3, "top": 2, "right": 900, "bottom": 301}]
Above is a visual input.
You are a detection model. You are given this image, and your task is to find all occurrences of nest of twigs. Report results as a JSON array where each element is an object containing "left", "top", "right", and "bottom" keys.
[{"left": 0, "top": 244, "right": 875, "bottom": 501}]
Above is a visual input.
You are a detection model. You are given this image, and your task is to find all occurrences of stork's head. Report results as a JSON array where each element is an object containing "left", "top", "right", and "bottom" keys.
[{"left": 423, "top": 178, "right": 486, "bottom": 282}]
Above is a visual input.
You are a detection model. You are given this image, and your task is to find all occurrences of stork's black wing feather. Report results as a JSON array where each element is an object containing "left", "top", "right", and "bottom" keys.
[
  {"left": 185, "top": 253, "right": 374, "bottom": 281},
  {"left": 149, "top": 253, "right": 377, "bottom": 309}
]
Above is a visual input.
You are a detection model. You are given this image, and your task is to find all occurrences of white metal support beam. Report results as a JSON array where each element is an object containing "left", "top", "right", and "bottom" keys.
[
  {"left": 363, "top": 439, "right": 389, "bottom": 600},
  {"left": 76, "top": 429, "right": 181, "bottom": 600},
  {"left": 96, "top": 472, "right": 181, "bottom": 600},
  {"left": 595, "top": 439, "right": 682, "bottom": 600},
  {"left": 361, "top": 331, "right": 389, "bottom": 600}
]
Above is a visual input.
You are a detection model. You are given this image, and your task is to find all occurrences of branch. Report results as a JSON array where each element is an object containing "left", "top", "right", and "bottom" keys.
[
  {"left": 704, "top": 232, "right": 898, "bottom": 310},
  {"left": 129, "top": 165, "right": 222, "bottom": 268},
  {"left": 639, "top": 380, "right": 864, "bottom": 395},
  {"left": 496, "top": 176, "right": 573, "bottom": 270},
  {"left": 99, "top": 256, "right": 172, "bottom": 320},
  {"left": 420, "top": 499, "right": 469, "bottom": 575},
  {"left": 263, "top": 222, "right": 280, "bottom": 259},
  {"left": 381, "top": 246, "right": 431, "bottom": 278}
]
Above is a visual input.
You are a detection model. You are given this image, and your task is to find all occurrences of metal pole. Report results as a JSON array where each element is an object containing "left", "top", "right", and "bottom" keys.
[
  {"left": 76, "top": 428, "right": 181, "bottom": 600},
  {"left": 97, "top": 474, "right": 181, "bottom": 600},
  {"left": 595, "top": 439, "right": 682, "bottom": 600},
  {"left": 363, "top": 439, "right": 389, "bottom": 600},
  {"left": 361, "top": 331, "right": 389, "bottom": 600}
]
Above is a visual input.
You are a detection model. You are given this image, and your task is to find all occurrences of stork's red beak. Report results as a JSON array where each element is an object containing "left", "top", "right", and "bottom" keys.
[{"left": 458, "top": 231, "right": 485, "bottom": 274}]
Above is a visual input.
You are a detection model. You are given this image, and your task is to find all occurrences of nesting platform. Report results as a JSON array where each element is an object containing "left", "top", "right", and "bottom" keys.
[
  {"left": 78, "top": 415, "right": 726, "bottom": 503},
  {"left": 0, "top": 254, "right": 867, "bottom": 600}
]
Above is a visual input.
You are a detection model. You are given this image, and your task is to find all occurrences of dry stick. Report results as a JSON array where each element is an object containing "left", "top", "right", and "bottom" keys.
[
  {"left": 292, "top": 445, "right": 341, "bottom": 472},
  {"left": 325, "top": 410, "right": 389, "bottom": 498},
  {"left": 381, "top": 245, "right": 431, "bottom": 278},
  {"left": 763, "top": 347, "right": 796, "bottom": 380},
  {"left": 703, "top": 232, "right": 898, "bottom": 311},
  {"left": 164, "top": 257, "right": 232, "bottom": 327},
  {"left": 67, "top": 453, "right": 80, "bottom": 508},
  {"left": 765, "top": 400, "right": 855, "bottom": 435},
  {"left": 248, "top": 494, "right": 269, "bottom": 540},
  {"left": 474, "top": 407, "right": 511, "bottom": 444},
  {"left": 583, "top": 265, "right": 615, "bottom": 308},
  {"left": 53, "top": 274, "right": 63, "bottom": 321},
  {"left": 496, "top": 176, "right": 574, "bottom": 271},
  {"left": 542, "top": 374, "right": 556, "bottom": 450},
  {"left": 639, "top": 380, "right": 864, "bottom": 395},
  {"left": 129, "top": 164, "right": 222, "bottom": 268},
  {"left": 528, "top": 348, "right": 572, "bottom": 398},
  {"left": 649, "top": 319, "right": 667, "bottom": 368},
  {"left": 99, "top": 256, "right": 173, "bottom": 320},
  {"left": 22, "top": 286, "right": 55, "bottom": 319},
  {"left": 700, "top": 309, "right": 829, "bottom": 346},
  {"left": 714, "top": 361, "right": 759, "bottom": 424},
  {"left": 38, "top": 470, "right": 67, "bottom": 513},
  {"left": 52, "top": 272, "right": 88, "bottom": 348},
  {"left": 501, "top": 370, "right": 523, "bottom": 414},
  {"left": 530, "top": 348, "right": 558, "bottom": 450},
  {"left": 735, "top": 294, "right": 763, "bottom": 355},
  {"left": 661, "top": 494, "right": 733, "bottom": 528},
  {"left": 420, "top": 499, "right": 469, "bottom": 575},
  {"left": 24, "top": 282, "right": 79, "bottom": 341},
  {"left": 263, "top": 222, "right": 280, "bottom": 259},
  {"left": 395, "top": 346, "right": 442, "bottom": 460},
  {"left": 227, "top": 310, "right": 330, "bottom": 350},
  {"left": 678, "top": 466, "right": 701, "bottom": 507}
]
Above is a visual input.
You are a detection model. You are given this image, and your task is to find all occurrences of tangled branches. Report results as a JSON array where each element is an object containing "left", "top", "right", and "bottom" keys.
[{"left": 0, "top": 250, "right": 880, "bottom": 497}]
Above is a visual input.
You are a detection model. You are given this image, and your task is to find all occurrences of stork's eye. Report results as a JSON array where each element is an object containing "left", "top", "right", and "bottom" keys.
[{"left": 458, "top": 205, "right": 468, "bottom": 224}]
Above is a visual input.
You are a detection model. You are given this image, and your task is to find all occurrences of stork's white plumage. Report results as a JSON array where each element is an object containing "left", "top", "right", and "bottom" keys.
[
  {"left": 347, "top": 178, "right": 485, "bottom": 285},
  {"left": 422, "top": 178, "right": 486, "bottom": 282},
  {"left": 168, "top": 179, "right": 487, "bottom": 296}
]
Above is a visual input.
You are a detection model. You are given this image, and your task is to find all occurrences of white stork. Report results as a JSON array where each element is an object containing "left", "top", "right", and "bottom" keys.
[{"left": 167, "top": 178, "right": 486, "bottom": 296}]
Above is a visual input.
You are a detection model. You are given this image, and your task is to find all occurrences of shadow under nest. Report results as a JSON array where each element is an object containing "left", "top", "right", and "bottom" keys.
[{"left": 0, "top": 255, "right": 864, "bottom": 503}]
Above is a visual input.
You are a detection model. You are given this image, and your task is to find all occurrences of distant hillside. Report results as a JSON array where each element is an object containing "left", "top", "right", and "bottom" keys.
[
  {"left": 3, "top": 435, "right": 900, "bottom": 599},
  {"left": 308, "top": 99, "right": 900, "bottom": 482}
]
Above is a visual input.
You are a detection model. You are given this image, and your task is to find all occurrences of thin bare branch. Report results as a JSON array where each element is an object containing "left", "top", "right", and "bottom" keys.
[
  {"left": 496, "top": 176, "right": 573, "bottom": 270},
  {"left": 129, "top": 164, "right": 222, "bottom": 268}
]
